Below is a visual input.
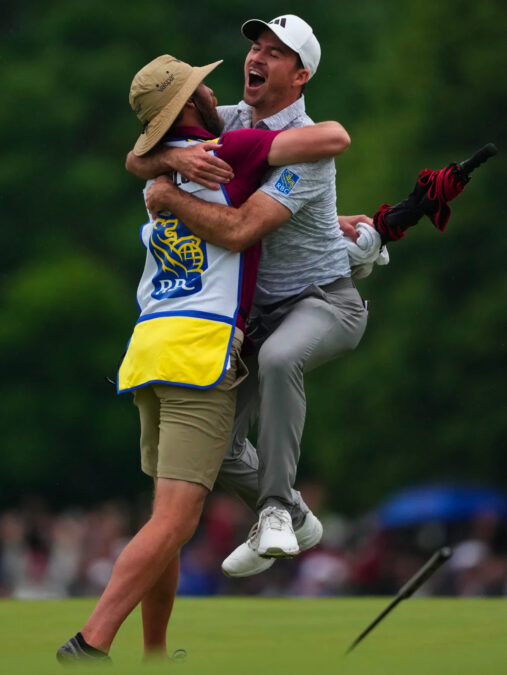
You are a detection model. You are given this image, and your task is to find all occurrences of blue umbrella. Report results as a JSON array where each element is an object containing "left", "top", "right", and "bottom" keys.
[{"left": 377, "top": 484, "right": 507, "bottom": 528}]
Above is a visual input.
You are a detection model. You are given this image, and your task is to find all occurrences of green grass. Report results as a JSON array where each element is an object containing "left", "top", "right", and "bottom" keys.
[{"left": 0, "top": 597, "right": 505, "bottom": 674}]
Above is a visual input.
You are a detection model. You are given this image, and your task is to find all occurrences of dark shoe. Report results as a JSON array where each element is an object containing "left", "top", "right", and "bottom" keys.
[{"left": 57, "top": 633, "right": 111, "bottom": 665}]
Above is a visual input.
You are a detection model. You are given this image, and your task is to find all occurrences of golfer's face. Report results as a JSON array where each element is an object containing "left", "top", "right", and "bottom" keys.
[{"left": 243, "top": 30, "right": 302, "bottom": 109}]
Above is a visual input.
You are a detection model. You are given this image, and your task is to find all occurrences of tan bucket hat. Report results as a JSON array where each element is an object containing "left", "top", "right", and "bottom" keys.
[{"left": 129, "top": 54, "right": 223, "bottom": 156}]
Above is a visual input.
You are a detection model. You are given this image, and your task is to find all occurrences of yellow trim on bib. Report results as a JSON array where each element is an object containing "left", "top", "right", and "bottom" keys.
[{"left": 118, "top": 316, "right": 234, "bottom": 391}]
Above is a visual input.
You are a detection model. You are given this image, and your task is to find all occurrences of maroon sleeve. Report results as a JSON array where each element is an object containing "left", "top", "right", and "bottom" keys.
[
  {"left": 214, "top": 129, "right": 282, "bottom": 334},
  {"left": 216, "top": 129, "right": 282, "bottom": 208}
]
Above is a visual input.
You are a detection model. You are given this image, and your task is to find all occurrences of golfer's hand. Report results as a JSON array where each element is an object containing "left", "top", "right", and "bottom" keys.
[
  {"left": 169, "top": 143, "right": 234, "bottom": 190},
  {"left": 145, "top": 175, "right": 177, "bottom": 219},
  {"left": 339, "top": 214, "right": 374, "bottom": 241}
]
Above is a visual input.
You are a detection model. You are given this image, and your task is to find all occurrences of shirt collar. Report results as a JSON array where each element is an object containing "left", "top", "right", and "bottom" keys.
[
  {"left": 237, "top": 96, "right": 307, "bottom": 130},
  {"left": 166, "top": 125, "right": 217, "bottom": 140}
]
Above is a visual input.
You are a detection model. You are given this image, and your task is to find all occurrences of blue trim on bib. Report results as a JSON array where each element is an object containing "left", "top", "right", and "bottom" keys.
[
  {"left": 116, "top": 335, "right": 132, "bottom": 394},
  {"left": 162, "top": 135, "right": 207, "bottom": 143},
  {"left": 218, "top": 174, "right": 243, "bottom": 337},
  {"left": 233, "top": 251, "right": 243, "bottom": 325},
  {"left": 137, "top": 310, "right": 236, "bottom": 325},
  {"left": 219, "top": 182, "right": 232, "bottom": 207},
  {"left": 213, "top": 143, "right": 233, "bottom": 208},
  {"left": 215, "top": 151, "right": 242, "bottom": 332}
]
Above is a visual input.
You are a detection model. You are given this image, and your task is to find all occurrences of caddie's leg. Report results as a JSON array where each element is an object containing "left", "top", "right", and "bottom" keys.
[
  {"left": 256, "top": 284, "right": 367, "bottom": 515},
  {"left": 81, "top": 477, "right": 207, "bottom": 653},
  {"left": 140, "top": 479, "right": 180, "bottom": 655},
  {"left": 139, "top": 347, "right": 241, "bottom": 655},
  {"left": 141, "top": 553, "right": 180, "bottom": 655},
  {"left": 134, "top": 333, "right": 242, "bottom": 653}
]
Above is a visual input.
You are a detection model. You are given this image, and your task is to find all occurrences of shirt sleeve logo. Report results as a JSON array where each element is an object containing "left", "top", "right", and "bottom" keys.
[{"left": 275, "top": 168, "right": 300, "bottom": 195}]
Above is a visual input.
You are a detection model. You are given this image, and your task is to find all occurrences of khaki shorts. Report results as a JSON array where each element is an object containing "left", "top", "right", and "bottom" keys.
[{"left": 133, "top": 332, "right": 247, "bottom": 491}]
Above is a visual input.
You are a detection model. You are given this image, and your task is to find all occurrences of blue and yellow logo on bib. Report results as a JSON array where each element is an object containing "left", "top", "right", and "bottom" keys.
[
  {"left": 275, "top": 168, "right": 300, "bottom": 195},
  {"left": 149, "top": 216, "right": 208, "bottom": 299}
]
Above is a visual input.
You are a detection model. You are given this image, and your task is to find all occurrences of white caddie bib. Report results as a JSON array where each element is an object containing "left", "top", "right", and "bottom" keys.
[{"left": 118, "top": 137, "right": 242, "bottom": 393}]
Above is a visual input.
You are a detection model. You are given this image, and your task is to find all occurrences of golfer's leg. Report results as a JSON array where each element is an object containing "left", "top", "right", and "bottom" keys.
[
  {"left": 81, "top": 478, "right": 207, "bottom": 653},
  {"left": 217, "top": 353, "right": 261, "bottom": 511},
  {"left": 142, "top": 553, "right": 180, "bottom": 654},
  {"left": 256, "top": 291, "right": 367, "bottom": 518},
  {"left": 217, "top": 354, "right": 309, "bottom": 524}
]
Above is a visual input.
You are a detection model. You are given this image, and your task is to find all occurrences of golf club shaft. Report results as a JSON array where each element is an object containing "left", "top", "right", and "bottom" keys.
[
  {"left": 345, "top": 596, "right": 402, "bottom": 654},
  {"left": 398, "top": 547, "right": 452, "bottom": 599},
  {"left": 345, "top": 547, "right": 452, "bottom": 655}
]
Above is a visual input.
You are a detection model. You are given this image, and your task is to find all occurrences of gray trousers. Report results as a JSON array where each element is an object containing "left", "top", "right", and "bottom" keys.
[{"left": 217, "top": 278, "right": 368, "bottom": 528}]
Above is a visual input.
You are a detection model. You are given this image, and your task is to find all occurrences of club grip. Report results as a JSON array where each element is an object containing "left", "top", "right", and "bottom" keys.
[
  {"left": 398, "top": 547, "right": 452, "bottom": 600},
  {"left": 458, "top": 143, "right": 498, "bottom": 175}
]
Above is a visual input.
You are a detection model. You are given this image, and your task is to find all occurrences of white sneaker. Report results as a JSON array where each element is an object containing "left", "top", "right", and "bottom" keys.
[
  {"left": 257, "top": 506, "right": 299, "bottom": 558},
  {"left": 221, "top": 523, "right": 275, "bottom": 577},
  {"left": 294, "top": 511, "right": 323, "bottom": 551},
  {"left": 221, "top": 510, "right": 323, "bottom": 577}
]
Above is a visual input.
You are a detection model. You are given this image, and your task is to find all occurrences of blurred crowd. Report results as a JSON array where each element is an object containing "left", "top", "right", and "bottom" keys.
[{"left": 2, "top": 484, "right": 507, "bottom": 599}]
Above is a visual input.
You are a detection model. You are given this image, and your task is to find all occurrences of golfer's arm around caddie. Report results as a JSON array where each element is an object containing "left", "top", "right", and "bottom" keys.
[{"left": 130, "top": 15, "right": 370, "bottom": 579}]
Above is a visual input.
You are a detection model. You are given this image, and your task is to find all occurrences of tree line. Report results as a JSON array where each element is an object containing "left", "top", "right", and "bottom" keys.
[{"left": 1, "top": 0, "right": 505, "bottom": 512}]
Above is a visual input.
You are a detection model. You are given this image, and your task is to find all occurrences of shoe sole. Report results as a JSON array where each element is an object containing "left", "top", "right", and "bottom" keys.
[
  {"left": 296, "top": 517, "right": 324, "bottom": 552},
  {"left": 56, "top": 648, "right": 112, "bottom": 665},
  {"left": 298, "top": 533, "right": 322, "bottom": 552},
  {"left": 221, "top": 559, "right": 274, "bottom": 577},
  {"left": 258, "top": 547, "right": 300, "bottom": 559}
]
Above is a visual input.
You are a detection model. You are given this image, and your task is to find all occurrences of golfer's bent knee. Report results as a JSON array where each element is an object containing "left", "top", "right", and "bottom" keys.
[{"left": 258, "top": 349, "right": 300, "bottom": 380}]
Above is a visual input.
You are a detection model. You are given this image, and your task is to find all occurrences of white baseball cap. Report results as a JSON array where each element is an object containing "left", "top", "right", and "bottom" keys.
[{"left": 241, "top": 15, "right": 321, "bottom": 79}]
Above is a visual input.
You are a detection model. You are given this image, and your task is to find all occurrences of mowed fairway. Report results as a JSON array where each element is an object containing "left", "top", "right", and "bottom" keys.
[{"left": 0, "top": 597, "right": 505, "bottom": 674}]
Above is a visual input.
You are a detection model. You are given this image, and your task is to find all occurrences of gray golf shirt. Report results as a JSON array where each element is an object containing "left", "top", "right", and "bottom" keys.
[{"left": 219, "top": 98, "right": 350, "bottom": 304}]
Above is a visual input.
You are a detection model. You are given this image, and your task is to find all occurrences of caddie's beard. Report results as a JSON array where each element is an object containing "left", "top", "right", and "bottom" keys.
[{"left": 193, "top": 91, "right": 224, "bottom": 137}]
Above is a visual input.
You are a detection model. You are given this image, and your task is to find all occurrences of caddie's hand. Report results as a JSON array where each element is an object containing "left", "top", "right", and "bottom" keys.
[
  {"left": 338, "top": 214, "right": 374, "bottom": 242},
  {"left": 145, "top": 175, "right": 176, "bottom": 219},
  {"left": 170, "top": 143, "right": 234, "bottom": 190}
]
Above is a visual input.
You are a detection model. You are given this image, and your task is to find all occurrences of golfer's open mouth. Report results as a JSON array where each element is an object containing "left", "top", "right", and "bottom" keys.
[{"left": 248, "top": 70, "right": 266, "bottom": 88}]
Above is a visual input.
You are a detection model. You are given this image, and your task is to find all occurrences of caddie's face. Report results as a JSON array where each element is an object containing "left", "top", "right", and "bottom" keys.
[
  {"left": 243, "top": 29, "right": 307, "bottom": 112},
  {"left": 192, "top": 83, "right": 224, "bottom": 137}
]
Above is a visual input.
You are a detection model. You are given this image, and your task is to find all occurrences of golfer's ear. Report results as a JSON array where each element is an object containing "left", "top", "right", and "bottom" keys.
[{"left": 294, "top": 69, "right": 310, "bottom": 87}]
